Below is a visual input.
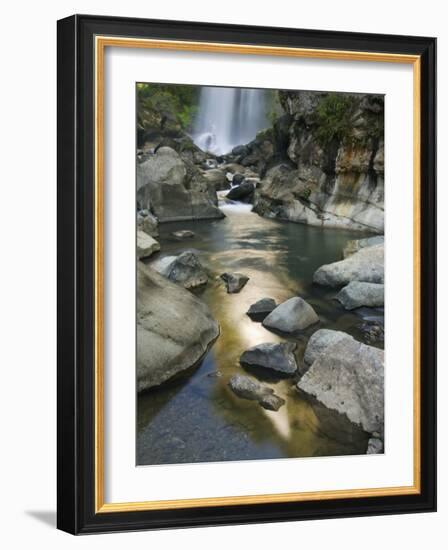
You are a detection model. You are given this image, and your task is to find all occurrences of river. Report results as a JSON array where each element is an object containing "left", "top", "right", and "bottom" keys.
[{"left": 137, "top": 197, "right": 382, "bottom": 465}]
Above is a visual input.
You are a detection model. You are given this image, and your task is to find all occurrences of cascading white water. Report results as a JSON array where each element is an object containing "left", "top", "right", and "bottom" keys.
[{"left": 193, "top": 87, "right": 267, "bottom": 155}]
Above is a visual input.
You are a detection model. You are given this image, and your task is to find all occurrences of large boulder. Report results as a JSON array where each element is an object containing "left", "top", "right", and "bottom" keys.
[
  {"left": 313, "top": 244, "right": 384, "bottom": 288},
  {"left": 137, "top": 147, "right": 224, "bottom": 222},
  {"left": 137, "top": 265, "right": 219, "bottom": 391},
  {"left": 263, "top": 297, "right": 319, "bottom": 333},
  {"left": 228, "top": 375, "right": 285, "bottom": 411},
  {"left": 226, "top": 181, "right": 255, "bottom": 202},
  {"left": 152, "top": 251, "right": 208, "bottom": 289},
  {"left": 240, "top": 342, "right": 298, "bottom": 376},
  {"left": 336, "top": 281, "right": 384, "bottom": 310},
  {"left": 343, "top": 236, "right": 384, "bottom": 259},
  {"left": 220, "top": 272, "right": 249, "bottom": 293},
  {"left": 298, "top": 338, "right": 384, "bottom": 435},
  {"left": 304, "top": 329, "right": 355, "bottom": 366},
  {"left": 202, "top": 168, "right": 230, "bottom": 191},
  {"left": 137, "top": 231, "right": 160, "bottom": 259}
]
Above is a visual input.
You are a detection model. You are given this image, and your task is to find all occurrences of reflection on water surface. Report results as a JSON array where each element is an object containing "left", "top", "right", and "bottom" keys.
[{"left": 137, "top": 201, "right": 378, "bottom": 465}]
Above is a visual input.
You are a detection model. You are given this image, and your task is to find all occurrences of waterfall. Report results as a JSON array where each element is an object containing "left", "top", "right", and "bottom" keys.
[{"left": 193, "top": 87, "right": 268, "bottom": 155}]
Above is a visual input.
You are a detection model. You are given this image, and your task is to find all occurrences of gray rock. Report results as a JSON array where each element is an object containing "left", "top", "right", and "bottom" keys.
[
  {"left": 304, "top": 329, "right": 355, "bottom": 366},
  {"left": 367, "top": 437, "right": 383, "bottom": 454},
  {"left": 220, "top": 272, "right": 249, "bottom": 293},
  {"left": 240, "top": 342, "right": 298, "bottom": 375},
  {"left": 137, "top": 265, "right": 219, "bottom": 392},
  {"left": 298, "top": 338, "right": 384, "bottom": 434},
  {"left": 226, "top": 181, "right": 255, "bottom": 202},
  {"left": 313, "top": 244, "right": 384, "bottom": 288},
  {"left": 137, "top": 210, "right": 159, "bottom": 237},
  {"left": 228, "top": 375, "right": 285, "bottom": 411},
  {"left": 172, "top": 230, "right": 195, "bottom": 239},
  {"left": 246, "top": 298, "right": 277, "bottom": 320},
  {"left": 343, "top": 236, "right": 384, "bottom": 258},
  {"left": 152, "top": 251, "right": 208, "bottom": 289},
  {"left": 137, "top": 231, "right": 160, "bottom": 259},
  {"left": 336, "top": 281, "right": 384, "bottom": 310},
  {"left": 358, "top": 321, "right": 384, "bottom": 345},
  {"left": 232, "top": 173, "right": 245, "bottom": 186},
  {"left": 263, "top": 297, "right": 319, "bottom": 333},
  {"left": 137, "top": 147, "right": 223, "bottom": 222},
  {"left": 202, "top": 168, "right": 229, "bottom": 191}
]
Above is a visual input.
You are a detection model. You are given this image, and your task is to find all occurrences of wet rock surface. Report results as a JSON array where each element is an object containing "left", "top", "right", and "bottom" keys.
[
  {"left": 220, "top": 272, "right": 250, "bottom": 293},
  {"left": 228, "top": 375, "right": 285, "bottom": 411},
  {"left": 240, "top": 342, "right": 298, "bottom": 376},
  {"left": 246, "top": 297, "right": 277, "bottom": 321}
]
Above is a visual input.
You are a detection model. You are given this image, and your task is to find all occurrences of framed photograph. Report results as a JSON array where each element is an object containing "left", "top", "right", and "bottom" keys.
[{"left": 57, "top": 14, "right": 436, "bottom": 534}]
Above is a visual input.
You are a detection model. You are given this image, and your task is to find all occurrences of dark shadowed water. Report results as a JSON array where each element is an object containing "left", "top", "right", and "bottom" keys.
[{"left": 137, "top": 200, "right": 381, "bottom": 466}]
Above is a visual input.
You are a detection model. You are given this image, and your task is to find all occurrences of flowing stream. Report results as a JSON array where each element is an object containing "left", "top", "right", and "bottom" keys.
[
  {"left": 192, "top": 87, "right": 268, "bottom": 154},
  {"left": 137, "top": 199, "right": 382, "bottom": 465}
]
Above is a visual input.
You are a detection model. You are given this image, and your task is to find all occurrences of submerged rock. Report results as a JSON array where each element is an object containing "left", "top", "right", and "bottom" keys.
[
  {"left": 137, "top": 265, "right": 219, "bottom": 392},
  {"left": 313, "top": 244, "right": 384, "bottom": 288},
  {"left": 358, "top": 320, "right": 384, "bottom": 345},
  {"left": 171, "top": 230, "right": 195, "bottom": 239},
  {"left": 152, "top": 251, "right": 208, "bottom": 289},
  {"left": 137, "top": 231, "right": 160, "bottom": 259},
  {"left": 304, "top": 329, "right": 355, "bottom": 366},
  {"left": 298, "top": 338, "right": 384, "bottom": 435},
  {"left": 240, "top": 342, "right": 298, "bottom": 376},
  {"left": 246, "top": 298, "right": 277, "bottom": 321},
  {"left": 336, "top": 281, "right": 384, "bottom": 310},
  {"left": 220, "top": 272, "right": 249, "bottom": 293},
  {"left": 263, "top": 297, "right": 319, "bottom": 333},
  {"left": 228, "top": 375, "right": 285, "bottom": 411},
  {"left": 343, "top": 236, "right": 384, "bottom": 259}
]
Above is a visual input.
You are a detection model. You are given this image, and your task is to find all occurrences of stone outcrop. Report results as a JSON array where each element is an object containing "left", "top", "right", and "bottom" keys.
[
  {"left": 137, "top": 146, "right": 224, "bottom": 222},
  {"left": 313, "top": 244, "right": 384, "bottom": 288},
  {"left": 343, "top": 235, "right": 384, "bottom": 258},
  {"left": 336, "top": 281, "right": 384, "bottom": 310},
  {"left": 298, "top": 337, "right": 384, "bottom": 435},
  {"left": 137, "top": 265, "right": 219, "bottom": 392},
  {"left": 152, "top": 251, "right": 208, "bottom": 289},
  {"left": 252, "top": 92, "right": 384, "bottom": 233},
  {"left": 303, "top": 329, "right": 355, "bottom": 366},
  {"left": 263, "top": 297, "right": 319, "bottom": 333},
  {"left": 137, "top": 231, "right": 160, "bottom": 259}
]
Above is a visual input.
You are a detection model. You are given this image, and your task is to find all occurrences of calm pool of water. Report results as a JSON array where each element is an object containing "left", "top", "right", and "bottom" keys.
[{"left": 137, "top": 200, "right": 381, "bottom": 465}]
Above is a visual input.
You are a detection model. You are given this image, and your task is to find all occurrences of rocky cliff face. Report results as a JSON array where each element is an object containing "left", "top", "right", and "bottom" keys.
[{"left": 252, "top": 91, "right": 384, "bottom": 233}]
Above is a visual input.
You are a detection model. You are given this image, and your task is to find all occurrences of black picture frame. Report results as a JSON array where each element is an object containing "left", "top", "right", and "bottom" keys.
[{"left": 57, "top": 14, "right": 436, "bottom": 534}]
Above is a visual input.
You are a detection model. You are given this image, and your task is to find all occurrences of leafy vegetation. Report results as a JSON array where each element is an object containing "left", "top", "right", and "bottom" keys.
[
  {"left": 313, "top": 93, "right": 355, "bottom": 146},
  {"left": 137, "top": 83, "right": 200, "bottom": 131}
]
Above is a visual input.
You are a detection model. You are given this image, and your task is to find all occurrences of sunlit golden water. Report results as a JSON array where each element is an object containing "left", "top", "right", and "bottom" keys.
[{"left": 137, "top": 201, "right": 381, "bottom": 465}]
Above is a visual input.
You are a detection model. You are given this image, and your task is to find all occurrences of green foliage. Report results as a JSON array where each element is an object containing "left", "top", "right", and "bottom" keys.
[
  {"left": 314, "top": 93, "right": 355, "bottom": 146},
  {"left": 265, "top": 90, "right": 283, "bottom": 126},
  {"left": 298, "top": 187, "right": 312, "bottom": 201},
  {"left": 137, "top": 83, "right": 200, "bottom": 131}
]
